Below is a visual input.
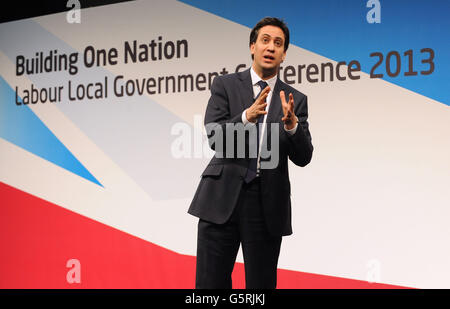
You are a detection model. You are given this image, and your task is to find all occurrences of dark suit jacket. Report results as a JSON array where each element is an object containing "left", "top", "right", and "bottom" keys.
[{"left": 188, "top": 68, "right": 313, "bottom": 236}]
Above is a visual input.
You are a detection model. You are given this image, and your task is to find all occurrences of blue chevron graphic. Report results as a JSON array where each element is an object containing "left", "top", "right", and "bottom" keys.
[
  {"left": 180, "top": 0, "right": 450, "bottom": 106},
  {"left": 0, "top": 75, "right": 102, "bottom": 187}
]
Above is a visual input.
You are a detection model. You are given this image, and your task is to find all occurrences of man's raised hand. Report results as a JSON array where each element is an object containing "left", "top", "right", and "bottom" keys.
[
  {"left": 280, "top": 90, "right": 298, "bottom": 130},
  {"left": 245, "top": 86, "right": 270, "bottom": 123}
]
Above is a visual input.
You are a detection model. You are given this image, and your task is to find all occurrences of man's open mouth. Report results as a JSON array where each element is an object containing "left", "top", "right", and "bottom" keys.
[{"left": 263, "top": 55, "right": 275, "bottom": 61}]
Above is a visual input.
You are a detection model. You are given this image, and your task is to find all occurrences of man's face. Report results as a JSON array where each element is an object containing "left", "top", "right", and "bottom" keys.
[{"left": 250, "top": 25, "right": 286, "bottom": 75}]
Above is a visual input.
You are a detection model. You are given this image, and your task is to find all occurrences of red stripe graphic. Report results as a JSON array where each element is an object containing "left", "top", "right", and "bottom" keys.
[{"left": 0, "top": 182, "right": 409, "bottom": 289}]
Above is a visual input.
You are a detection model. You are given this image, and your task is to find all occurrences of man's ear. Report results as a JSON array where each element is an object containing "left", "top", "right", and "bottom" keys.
[
  {"left": 281, "top": 51, "right": 286, "bottom": 62},
  {"left": 250, "top": 43, "right": 255, "bottom": 57}
]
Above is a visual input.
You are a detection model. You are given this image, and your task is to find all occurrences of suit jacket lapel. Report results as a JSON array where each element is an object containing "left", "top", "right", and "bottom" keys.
[
  {"left": 267, "top": 78, "right": 283, "bottom": 124},
  {"left": 237, "top": 69, "right": 255, "bottom": 111}
]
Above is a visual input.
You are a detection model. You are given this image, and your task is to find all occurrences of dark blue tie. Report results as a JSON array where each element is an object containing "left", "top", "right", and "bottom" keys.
[{"left": 244, "top": 80, "right": 268, "bottom": 183}]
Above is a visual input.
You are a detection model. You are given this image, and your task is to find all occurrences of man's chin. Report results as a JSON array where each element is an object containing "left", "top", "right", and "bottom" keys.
[
  {"left": 252, "top": 62, "right": 279, "bottom": 78},
  {"left": 261, "top": 66, "right": 278, "bottom": 75}
]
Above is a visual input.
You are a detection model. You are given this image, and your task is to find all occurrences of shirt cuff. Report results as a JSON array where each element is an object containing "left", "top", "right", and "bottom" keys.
[
  {"left": 242, "top": 109, "right": 255, "bottom": 125},
  {"left": 284, "top": 123, "right": 298, "bottom": 135}
]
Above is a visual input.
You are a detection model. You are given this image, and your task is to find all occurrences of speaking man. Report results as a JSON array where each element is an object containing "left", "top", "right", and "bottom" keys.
[{"left": 188, "top": 17, "right": 313, "bottom": 289}]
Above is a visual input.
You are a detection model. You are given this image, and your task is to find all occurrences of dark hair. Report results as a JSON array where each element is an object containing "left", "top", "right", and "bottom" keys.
[{"left": 249, "top": 17, "right": 290, "bottom": 53}]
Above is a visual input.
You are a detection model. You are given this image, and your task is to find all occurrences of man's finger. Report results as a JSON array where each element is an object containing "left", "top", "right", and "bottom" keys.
[
  {"left": 257, "top": 86, "right": 270, "bottom": 101},
  {"left": 287, "top": 93, "right": 295, "bottom": 112},
  {"left": 259, "top": 86, "right": 270, "bottom": 96},
  {"left": 256, "top": 92, "right": 269, "bottom": 104},
  {"left": 257, "top": 103, "right": 267, "bottom": 110},
  {"left": 279, "top": 90, "right": 286, "bottom": 104}
]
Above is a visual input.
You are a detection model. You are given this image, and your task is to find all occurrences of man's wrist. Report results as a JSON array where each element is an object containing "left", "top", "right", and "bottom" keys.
[
  {"left": 242, "top": 109, "right": 256, "bottom": 124},
  {"left": 284, "top": 119, "right": 298, "bottom": 135}
]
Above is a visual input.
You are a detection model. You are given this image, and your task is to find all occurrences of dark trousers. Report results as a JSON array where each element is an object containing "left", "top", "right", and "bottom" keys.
[{"left": 195, "top": 178, "right": 282, "bottom": 289}]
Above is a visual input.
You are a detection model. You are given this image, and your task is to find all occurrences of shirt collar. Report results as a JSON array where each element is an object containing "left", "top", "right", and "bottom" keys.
[{"left": 250, "top": 67, "right": 277, "bottom": 91}]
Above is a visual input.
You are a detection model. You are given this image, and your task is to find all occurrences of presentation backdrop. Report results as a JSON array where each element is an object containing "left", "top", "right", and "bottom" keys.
[{"left": 1, "top": 0, "right": 449, "bottom": 288}]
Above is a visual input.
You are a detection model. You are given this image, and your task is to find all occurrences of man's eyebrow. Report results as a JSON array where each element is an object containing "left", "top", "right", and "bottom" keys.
[{"left": 260, "top": 33, "right": 284, "bottom": 41}]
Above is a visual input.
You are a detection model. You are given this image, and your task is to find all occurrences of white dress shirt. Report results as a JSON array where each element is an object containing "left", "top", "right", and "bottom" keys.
[{"left": 241, "top": 67, "right": 298, "bottom": 174}]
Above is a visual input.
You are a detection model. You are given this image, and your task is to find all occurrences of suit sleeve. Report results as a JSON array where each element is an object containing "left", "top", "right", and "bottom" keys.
[{"left": 285, "top": 95, "right": 313, "bottom": 167}]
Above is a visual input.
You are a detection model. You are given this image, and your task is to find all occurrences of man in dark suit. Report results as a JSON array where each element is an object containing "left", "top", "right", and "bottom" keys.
[{"left": 188, "top": 17, "right": 313, "bottom": 289}]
